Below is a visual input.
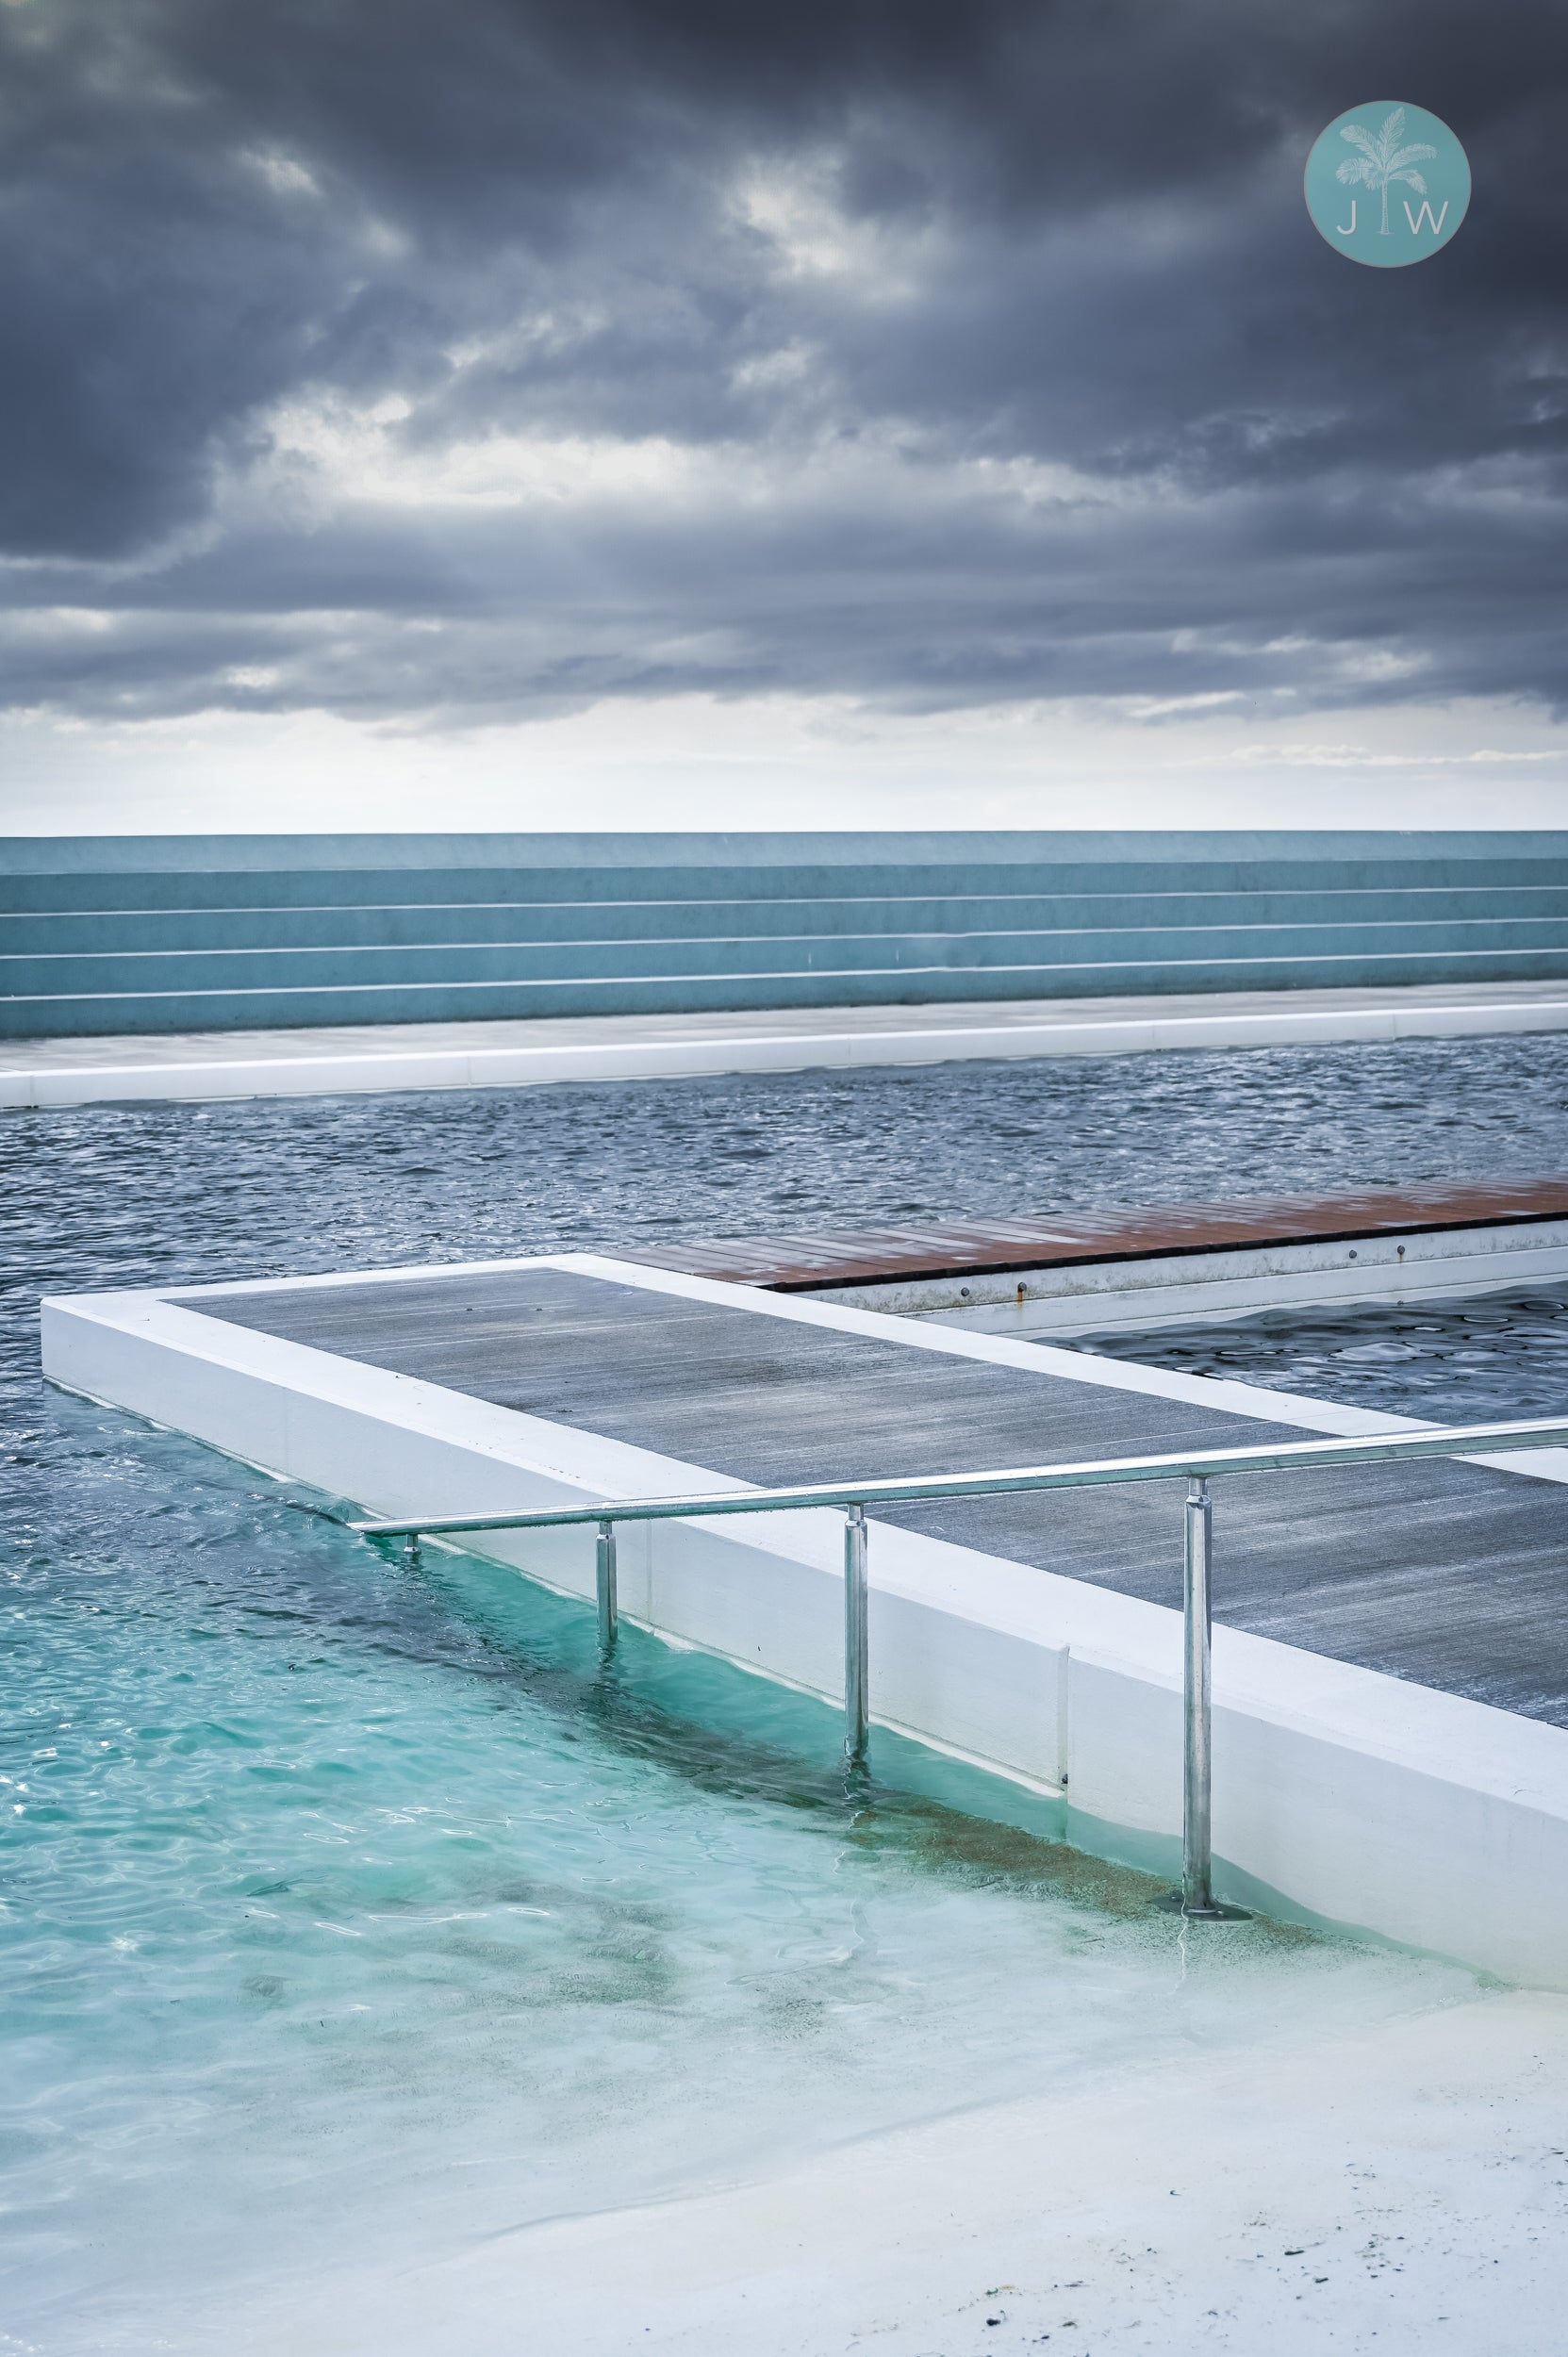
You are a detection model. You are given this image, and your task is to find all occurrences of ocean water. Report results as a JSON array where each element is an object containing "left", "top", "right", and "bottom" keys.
[
  {"left": 5, "top": 1031, "right": 1563, "bottom": 2349},
  {"left": 1074, "top": 1289, "right": 1568, "bottom": 1423},
  {"left": 8, "top": 1031, "right": 1568, "bottom": 1295}
]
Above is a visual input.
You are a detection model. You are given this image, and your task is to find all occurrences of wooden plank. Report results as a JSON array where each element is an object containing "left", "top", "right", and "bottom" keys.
[{"left": 614, "top": 1177, "right": 1568, "bottom": 1290}]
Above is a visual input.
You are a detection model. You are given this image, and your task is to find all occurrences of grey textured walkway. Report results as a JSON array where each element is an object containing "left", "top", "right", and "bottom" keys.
[{"left": 199, "top": 1265, "right": 1568, "bottom": 1727}]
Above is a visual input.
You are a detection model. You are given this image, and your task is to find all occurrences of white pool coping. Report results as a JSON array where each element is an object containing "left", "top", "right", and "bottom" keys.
[
  {"left": 8, "top": 977, "right": 1568, "bottom": 1106},
  {"left": 40, "top": 1251, "right": 1568, "bottom": 1988}
]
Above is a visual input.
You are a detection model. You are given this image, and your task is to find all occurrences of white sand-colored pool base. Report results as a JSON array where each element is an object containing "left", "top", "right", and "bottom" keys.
[
  {"left": 42, "top": 1255, "right": 1568, "bottom": 1991},
  {"left": 228, "top": 1982, "right": 1568, "bottom": 2357}
]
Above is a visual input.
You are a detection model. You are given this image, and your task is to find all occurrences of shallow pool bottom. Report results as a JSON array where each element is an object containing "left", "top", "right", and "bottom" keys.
[{"left": 1, "top": 1393, "right": 1487, "bottom": 2354}]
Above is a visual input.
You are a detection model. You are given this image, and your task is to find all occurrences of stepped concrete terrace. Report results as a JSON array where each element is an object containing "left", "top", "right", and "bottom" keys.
[{"left": 7, "top": 827, "right": 1568, "bottom": 1044}]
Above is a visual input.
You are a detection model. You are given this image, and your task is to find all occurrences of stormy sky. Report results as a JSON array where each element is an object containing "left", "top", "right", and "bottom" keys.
[{"left": 2, "top": 0, "right": 1566, "bottom": 832}]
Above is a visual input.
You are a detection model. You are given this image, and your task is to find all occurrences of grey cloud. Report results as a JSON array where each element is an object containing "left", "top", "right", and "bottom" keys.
[{"left": 1, "top": 0, "right": 1565, "bottom": 722}]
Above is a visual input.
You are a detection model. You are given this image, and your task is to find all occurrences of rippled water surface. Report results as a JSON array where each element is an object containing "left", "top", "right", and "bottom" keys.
[
  {"left": 6, "top": 1033, "right": 1565, "bottom": 2349},
  {"left": 1076, "top": 1289, "right": 1568, "bottom": 1422}
]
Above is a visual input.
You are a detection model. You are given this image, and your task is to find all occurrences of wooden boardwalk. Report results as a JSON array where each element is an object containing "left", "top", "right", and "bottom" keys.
[
  {"left": 198, "top": 1261, "right": 1568, "bottom": 1729},
  {"left": 616, "top": 1176, "right": 1568, "bottom": 1290}
]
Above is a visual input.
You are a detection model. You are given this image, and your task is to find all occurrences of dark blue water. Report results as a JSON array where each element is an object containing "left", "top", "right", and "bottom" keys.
[
  {"left": 8, "top": 1032, "right": 1568, "bottom": 1304},
  {"left": 5, "top": 1031, "right": 1560, "bottom": 2351},
  {"left": 1076, "top": 1290, "right": 1568, "bottom": 1422}
]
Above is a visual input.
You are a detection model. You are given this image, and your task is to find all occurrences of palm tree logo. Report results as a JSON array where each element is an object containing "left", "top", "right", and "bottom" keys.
[{"left": 1335, "top": 107, "right": 1438, "bottom": 235}]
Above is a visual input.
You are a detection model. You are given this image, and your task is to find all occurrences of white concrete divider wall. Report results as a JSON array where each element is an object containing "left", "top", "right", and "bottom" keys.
[
  {"left": 8, "top": 981, "right": 1568, "bottom": 1109},
  {"left": 40, "top": 1253, "right": 1568, "bottom": 1991}
]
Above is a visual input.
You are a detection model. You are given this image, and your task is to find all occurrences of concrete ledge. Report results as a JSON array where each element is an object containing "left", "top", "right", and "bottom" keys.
[
  {"left": 41, "top": 1257, "right": 1568, "bottom": 1987},
  {"left": 6, "top": 979, "right": 1568, "bottom": 1106},
  {"left": 827, "top": 1217, "right": 1568, "bottom": 1336}
]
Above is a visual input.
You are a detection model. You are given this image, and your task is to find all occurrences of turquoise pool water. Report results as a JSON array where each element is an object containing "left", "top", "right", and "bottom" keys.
[
  {"left": 4, "top": 1399, "right": 1479, "bottom": 2353},
  {"left": 6, "top": 1033, "right": 1552, "bottom": 2348}
]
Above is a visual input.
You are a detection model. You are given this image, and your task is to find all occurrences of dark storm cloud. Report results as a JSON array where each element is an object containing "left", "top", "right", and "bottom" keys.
[{"left": 1, "top": 0, "right": 1565, "bottom": 723}]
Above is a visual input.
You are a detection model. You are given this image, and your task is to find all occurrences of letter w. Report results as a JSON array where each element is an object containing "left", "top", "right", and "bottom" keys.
[{"left": 1403, "top": 199, "right": 1450, "bottom": 236}]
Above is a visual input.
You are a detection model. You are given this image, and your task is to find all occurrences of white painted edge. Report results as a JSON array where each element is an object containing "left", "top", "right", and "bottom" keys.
[
  {"left": 8, "top": 992, "right": 1568, "bottom": 1107},
  {"left": 39, "top": 1254, "right": 1568, "bottom": 1987}
]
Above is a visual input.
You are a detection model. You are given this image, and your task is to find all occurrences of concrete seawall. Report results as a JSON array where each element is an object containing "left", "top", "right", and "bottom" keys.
[{"left": 5, "top": 979, "right": 1568, "bottom": 1108}]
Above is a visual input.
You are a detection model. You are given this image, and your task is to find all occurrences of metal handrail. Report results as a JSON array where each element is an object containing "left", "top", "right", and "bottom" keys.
[
  {"left": 353, "top": 1414, "right": 1568, "bottom": 1538},
  {"left": 350, "top": 1413, "right": 1568, "bottom": 1922}
]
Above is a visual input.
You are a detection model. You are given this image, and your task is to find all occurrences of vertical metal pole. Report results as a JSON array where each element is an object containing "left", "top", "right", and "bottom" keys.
[
  {"left": 404, "top": 1531, "right": 422, "bottom": 1571},
  {"left": 844, "top": 1505, "right": 869, "bottom": 1766},
  {"left": 1182, "top": 1476, "right": 1214, "bottom": 1915},
  {"left": 596, "top": 1518, "right": 618, "bottom": 1656}
]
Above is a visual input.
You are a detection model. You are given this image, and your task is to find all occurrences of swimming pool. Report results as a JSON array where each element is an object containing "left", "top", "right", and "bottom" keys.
[{"left": 6, "top": 1031, "right": 1560, "bottom": 2347}]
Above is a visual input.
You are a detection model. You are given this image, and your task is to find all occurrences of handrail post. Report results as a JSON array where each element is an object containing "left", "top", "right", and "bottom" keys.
[
  {"left": 844, "top": 1504, "right": 869, "bottom": 1766},
  {"left": 596, "top": 1518, "right": 618, "bottom": 1656},
  {"left": 1183, "top": 1476, "right": 1214, "bottom": 1912},
  {"left": 1167, "top": 1476, "right": 1247, "bottom": 1921}
]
